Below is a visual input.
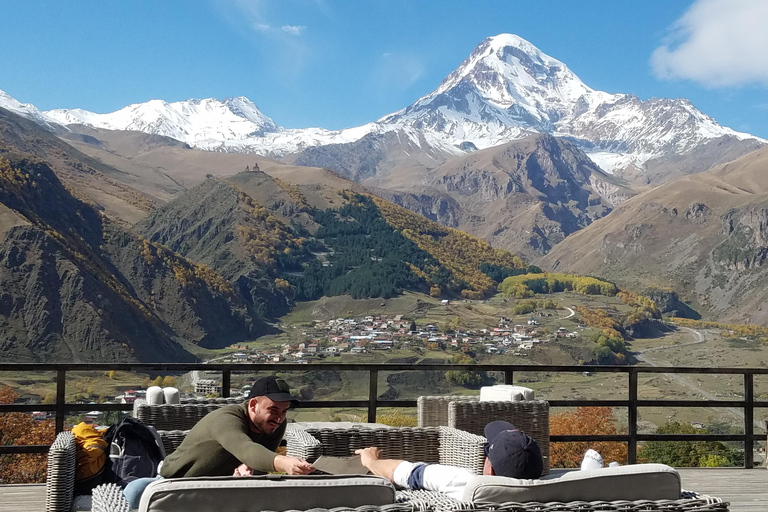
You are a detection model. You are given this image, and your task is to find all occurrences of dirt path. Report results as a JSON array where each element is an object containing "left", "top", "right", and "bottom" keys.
[{"left": 635, "top": 327, "right": 760, "bottom": 428}]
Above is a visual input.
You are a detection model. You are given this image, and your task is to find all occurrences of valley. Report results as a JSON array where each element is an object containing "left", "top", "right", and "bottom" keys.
[{"left": 0, "top": 26, "right": 766, "bottom": 431}]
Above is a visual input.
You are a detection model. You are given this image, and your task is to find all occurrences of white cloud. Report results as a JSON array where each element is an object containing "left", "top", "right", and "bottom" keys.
[
  {"left": 370, "top": 53, "right": 425, "bottom": 94},
  {"left": 651, "top": 0, "right": 768, "bottom": 88},
  {"left": 281, "top": 25, "right": 306, "bottom": 36},
  {"left": 254, "top": 23, "right": 271, "bottom": 32}
]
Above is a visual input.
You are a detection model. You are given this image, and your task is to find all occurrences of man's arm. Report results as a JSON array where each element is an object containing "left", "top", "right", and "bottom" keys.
[
  {"left": 355, "top": 447, "right": 404, "bottom": 482},
  {"left": 356, "top": 447, "right": 471, "bottom": 501},
  {"left": 213, "top": 410, "right": 312, "bottom": 474}
]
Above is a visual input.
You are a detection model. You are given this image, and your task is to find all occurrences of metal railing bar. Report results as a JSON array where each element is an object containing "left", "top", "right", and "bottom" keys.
[
  {"left": 367, "top": 370, "right": 378, "bottom": 423},
  {"left": 2, "top": 363, "right": 767, "bottom": 467},
  {"left": 628, "top": 369, "right": 638, "bottom": 465},
  {"left": 4, "top": 363, "right": 768, "bottom": 373},
  {"left": 744, "top": 373, "right": 754, "bottom": 468}
]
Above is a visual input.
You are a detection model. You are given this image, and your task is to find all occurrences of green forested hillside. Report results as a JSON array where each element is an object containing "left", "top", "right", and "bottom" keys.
[{"left": 287, "top": 192, "right": 529, "bottom": 300}]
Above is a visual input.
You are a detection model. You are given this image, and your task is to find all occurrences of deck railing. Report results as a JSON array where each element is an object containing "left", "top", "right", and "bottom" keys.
[{"left": 1, "top": 362, "right": 766, "bottom": 467}]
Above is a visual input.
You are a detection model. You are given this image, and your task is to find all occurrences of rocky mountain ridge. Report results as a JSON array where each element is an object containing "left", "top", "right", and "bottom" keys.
[
  {"left": 0, "top": 151, "right": 273, "bottom": 362},
  {"left": 539, "top": 145, "right": 768, "bottom": 324},
  {"left": 4, "top": 33, "right": 759, "bottom": 182}
]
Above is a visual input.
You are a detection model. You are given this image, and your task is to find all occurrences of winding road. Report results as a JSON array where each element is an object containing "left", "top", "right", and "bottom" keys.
[{"left": 635, "top": 327, "right": 760, "bottom": 428}]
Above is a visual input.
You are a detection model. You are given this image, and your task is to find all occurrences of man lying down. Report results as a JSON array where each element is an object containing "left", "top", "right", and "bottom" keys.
[{"left": 355, "top": 420, "right": 543, "bottom": 500}]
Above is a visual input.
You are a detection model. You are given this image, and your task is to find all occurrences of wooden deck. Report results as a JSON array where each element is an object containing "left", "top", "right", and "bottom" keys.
[{"left": 1, "top": 468, "right": 765, "bottom": 511}]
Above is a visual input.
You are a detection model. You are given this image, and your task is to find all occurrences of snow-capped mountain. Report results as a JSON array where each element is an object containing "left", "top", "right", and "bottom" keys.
[
  {"left": 10, "top": 33, "right": 765, "bottom": 175},
  {"left": 45, "top": 96, "right": 280, "bottom": 145},
  {"left": 0, "top": 88, "right": 59, "bottom": 130},
  {"left": 378, "top": 34, "right": 760, "bottom": 172}
]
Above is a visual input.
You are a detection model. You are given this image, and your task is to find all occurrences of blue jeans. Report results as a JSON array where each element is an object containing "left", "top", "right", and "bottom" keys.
[{"left": 123, "top": 476, "right": 162, "bottom": 508}]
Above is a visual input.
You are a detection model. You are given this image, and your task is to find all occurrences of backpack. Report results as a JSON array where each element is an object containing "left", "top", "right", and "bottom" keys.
[{"left": 102, "top": 416, "right": 166, "bottom": 488}]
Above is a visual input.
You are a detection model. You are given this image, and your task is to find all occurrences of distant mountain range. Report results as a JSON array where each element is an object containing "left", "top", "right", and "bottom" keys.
[
  {"left": 4, "top": 34, "right": 763, "bottom": 182},
  {"left": 5, "top": 33, "right": 763, "bottom": 258},
  {"left": 0, "top": 106, "right": 538, "bottom": 362},
  {"left": 3, "top": 32, "right": 768, "bottom": 348}
]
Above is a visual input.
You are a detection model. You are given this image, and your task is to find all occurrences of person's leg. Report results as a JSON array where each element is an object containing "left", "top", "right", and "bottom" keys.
[{"left": 123, "top": 476, "right": 162, "bottom": 508}]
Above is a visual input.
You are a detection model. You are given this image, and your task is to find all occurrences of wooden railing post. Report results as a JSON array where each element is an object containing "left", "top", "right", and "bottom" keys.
[
  {"left": 744, "top": 372, "right": 754, "bottom": 468},
  {"left": 504, "top": 368, "right": 514, "bottom": 384},
  {"left": 368, "top": 369, "right": 378, "bottom": 423},
  {"left": 55, "top": 368, "right": 66, "bottom": 434},
  {"left": 628, "top": 368, "right": 638, "bottom": 464}
]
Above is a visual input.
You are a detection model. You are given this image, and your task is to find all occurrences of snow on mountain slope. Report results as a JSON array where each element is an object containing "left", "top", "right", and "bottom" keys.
[
  {"left": 21, "top": 33, "right": 765, "bottom": 175},
  {"left": 45, "top": 96, "right": 282, "bottom": 146},
  {"left": 0, "top": 88, "right": 60, "bottom": 130},
  {"left": 379, "top": 34, "right": 760, "bottom": 172}
]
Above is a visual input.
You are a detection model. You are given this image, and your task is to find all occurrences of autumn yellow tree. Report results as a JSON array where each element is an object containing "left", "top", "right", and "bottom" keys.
[
  {"left": 0, "top": 386, "right": 55, "bottom": 483},
  {"left": 549, "top": 407, "right": 628, "bottom": 468}
]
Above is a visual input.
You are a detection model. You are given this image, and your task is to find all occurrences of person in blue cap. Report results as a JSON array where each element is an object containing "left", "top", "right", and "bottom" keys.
[{"left": 356, "top": 420, "right": 543, "bottom": 500}]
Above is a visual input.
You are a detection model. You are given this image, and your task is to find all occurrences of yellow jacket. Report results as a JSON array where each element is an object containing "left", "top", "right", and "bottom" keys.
[{"left": 72, "top": 422, "right": 108, "bottom": 481}]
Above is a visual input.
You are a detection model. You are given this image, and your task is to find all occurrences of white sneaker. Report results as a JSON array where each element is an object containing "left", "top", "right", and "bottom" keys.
[
  {"left": 580, "top": 449, "right": 603, "bottom": 470},
  {"left": 608, "top": 461, "right": 620, "bottom": 468}
]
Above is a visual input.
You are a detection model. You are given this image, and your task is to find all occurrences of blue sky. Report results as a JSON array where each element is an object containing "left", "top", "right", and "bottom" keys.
[{"left": 2, "top": 0, "right": 767, "bottom": 137}]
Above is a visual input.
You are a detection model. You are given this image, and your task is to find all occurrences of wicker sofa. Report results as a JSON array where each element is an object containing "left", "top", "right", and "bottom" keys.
[
  {"left": 417, "top": 397, "right": 550, "bottom": 474},
  {"left": 50, "top": 425, "right": 729, "bottom": 512}
]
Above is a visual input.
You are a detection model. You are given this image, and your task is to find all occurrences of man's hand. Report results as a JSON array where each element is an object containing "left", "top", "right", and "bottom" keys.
[
  {"left": 273, "top": 454, "right": 315, "bottom": 475},
  {"left": 233, "top": 463, "right": 254, "bottom": 476},
  {"left": 354, "top": 447, "right": 382, "bottom": 469}
]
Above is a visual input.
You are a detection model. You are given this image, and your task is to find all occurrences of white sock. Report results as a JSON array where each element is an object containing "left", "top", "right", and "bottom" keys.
[{"left": 580, "top": 449, "right": 603, "bottom": 470}]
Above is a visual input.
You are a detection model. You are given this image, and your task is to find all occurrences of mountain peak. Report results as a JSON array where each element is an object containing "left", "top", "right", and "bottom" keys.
[
  {"left": 483, "top": 33, "right": 541, "bottom": 53},
  {"left": 44, "top": 95, "right": 280, "bottom": 144}
]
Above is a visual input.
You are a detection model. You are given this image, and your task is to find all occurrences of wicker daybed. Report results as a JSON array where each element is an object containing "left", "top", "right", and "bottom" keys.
[{"left": 48, "top": 426, "right": 729, "bottom": 512}]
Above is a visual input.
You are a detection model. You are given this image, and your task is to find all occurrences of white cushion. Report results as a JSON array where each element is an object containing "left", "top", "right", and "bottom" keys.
[
  {"left": 162, "top": 387, "right": 180, "bottom": 405},
  {"left": 146, "top": 386, "right": 164, "bottom": 405},
  {"left": 462, "top": 464, "right": 680, "bottom": 502},
  {"left": 139, "top": 474, "right": 396, "bottom": 512},
  {"left": 480, "top": 385, "right": 534, "bottom": 401}
]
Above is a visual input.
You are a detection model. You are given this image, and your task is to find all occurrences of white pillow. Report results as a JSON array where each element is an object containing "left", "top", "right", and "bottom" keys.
[
  {"left": 162, "top": 387, "right": 180, "bottom": 404},
  {"left": 146, "top": 386, "right": 164, "bottom": 405}
]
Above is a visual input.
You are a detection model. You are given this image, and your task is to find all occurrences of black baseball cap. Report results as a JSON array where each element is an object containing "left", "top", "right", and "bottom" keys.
[
  {"left": 484, "top": 420, "right": 543, "bottom": 479},
  {"left": 247, "top": 376, "right": 300, "bottom": 406}
]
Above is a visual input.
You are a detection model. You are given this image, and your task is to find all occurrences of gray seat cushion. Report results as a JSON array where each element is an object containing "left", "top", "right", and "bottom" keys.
[
  {"left": 139, "top": 474, "right": 396, "bottom": 512},
  {"left": 462, "top": 463, "right": 681, "bottom": 503}
]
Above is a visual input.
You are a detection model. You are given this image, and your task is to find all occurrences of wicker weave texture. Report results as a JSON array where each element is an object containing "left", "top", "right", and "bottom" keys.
[
  {"left": 156, "top": 429, "right": 191, "bottom": 455},
  {"left": 438, "top": 426, "right": 486, "bottom": 474},
  {"left": 92, "top": 483, "right": 132, "bottom": 512},
  {"left": 448, "top": 401, "right": 550, "bottom": 475},
  {"left": 418, "top": 396, "right": 479, "bottom": 428},
  {"left": 299, "top": 426, "right": 443, "bottom": 463},
  {"left": 45, "top": 431, "right": 76, "bottom": 512},
  {"left": 133, "top": 398, "right": 242, "bottom": 431},
  {"left": 461, "top": 498, "right": 729, "bottom": 511},
  {"left": 286, "top": 425, "right": 325, "bottom": 461}
]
